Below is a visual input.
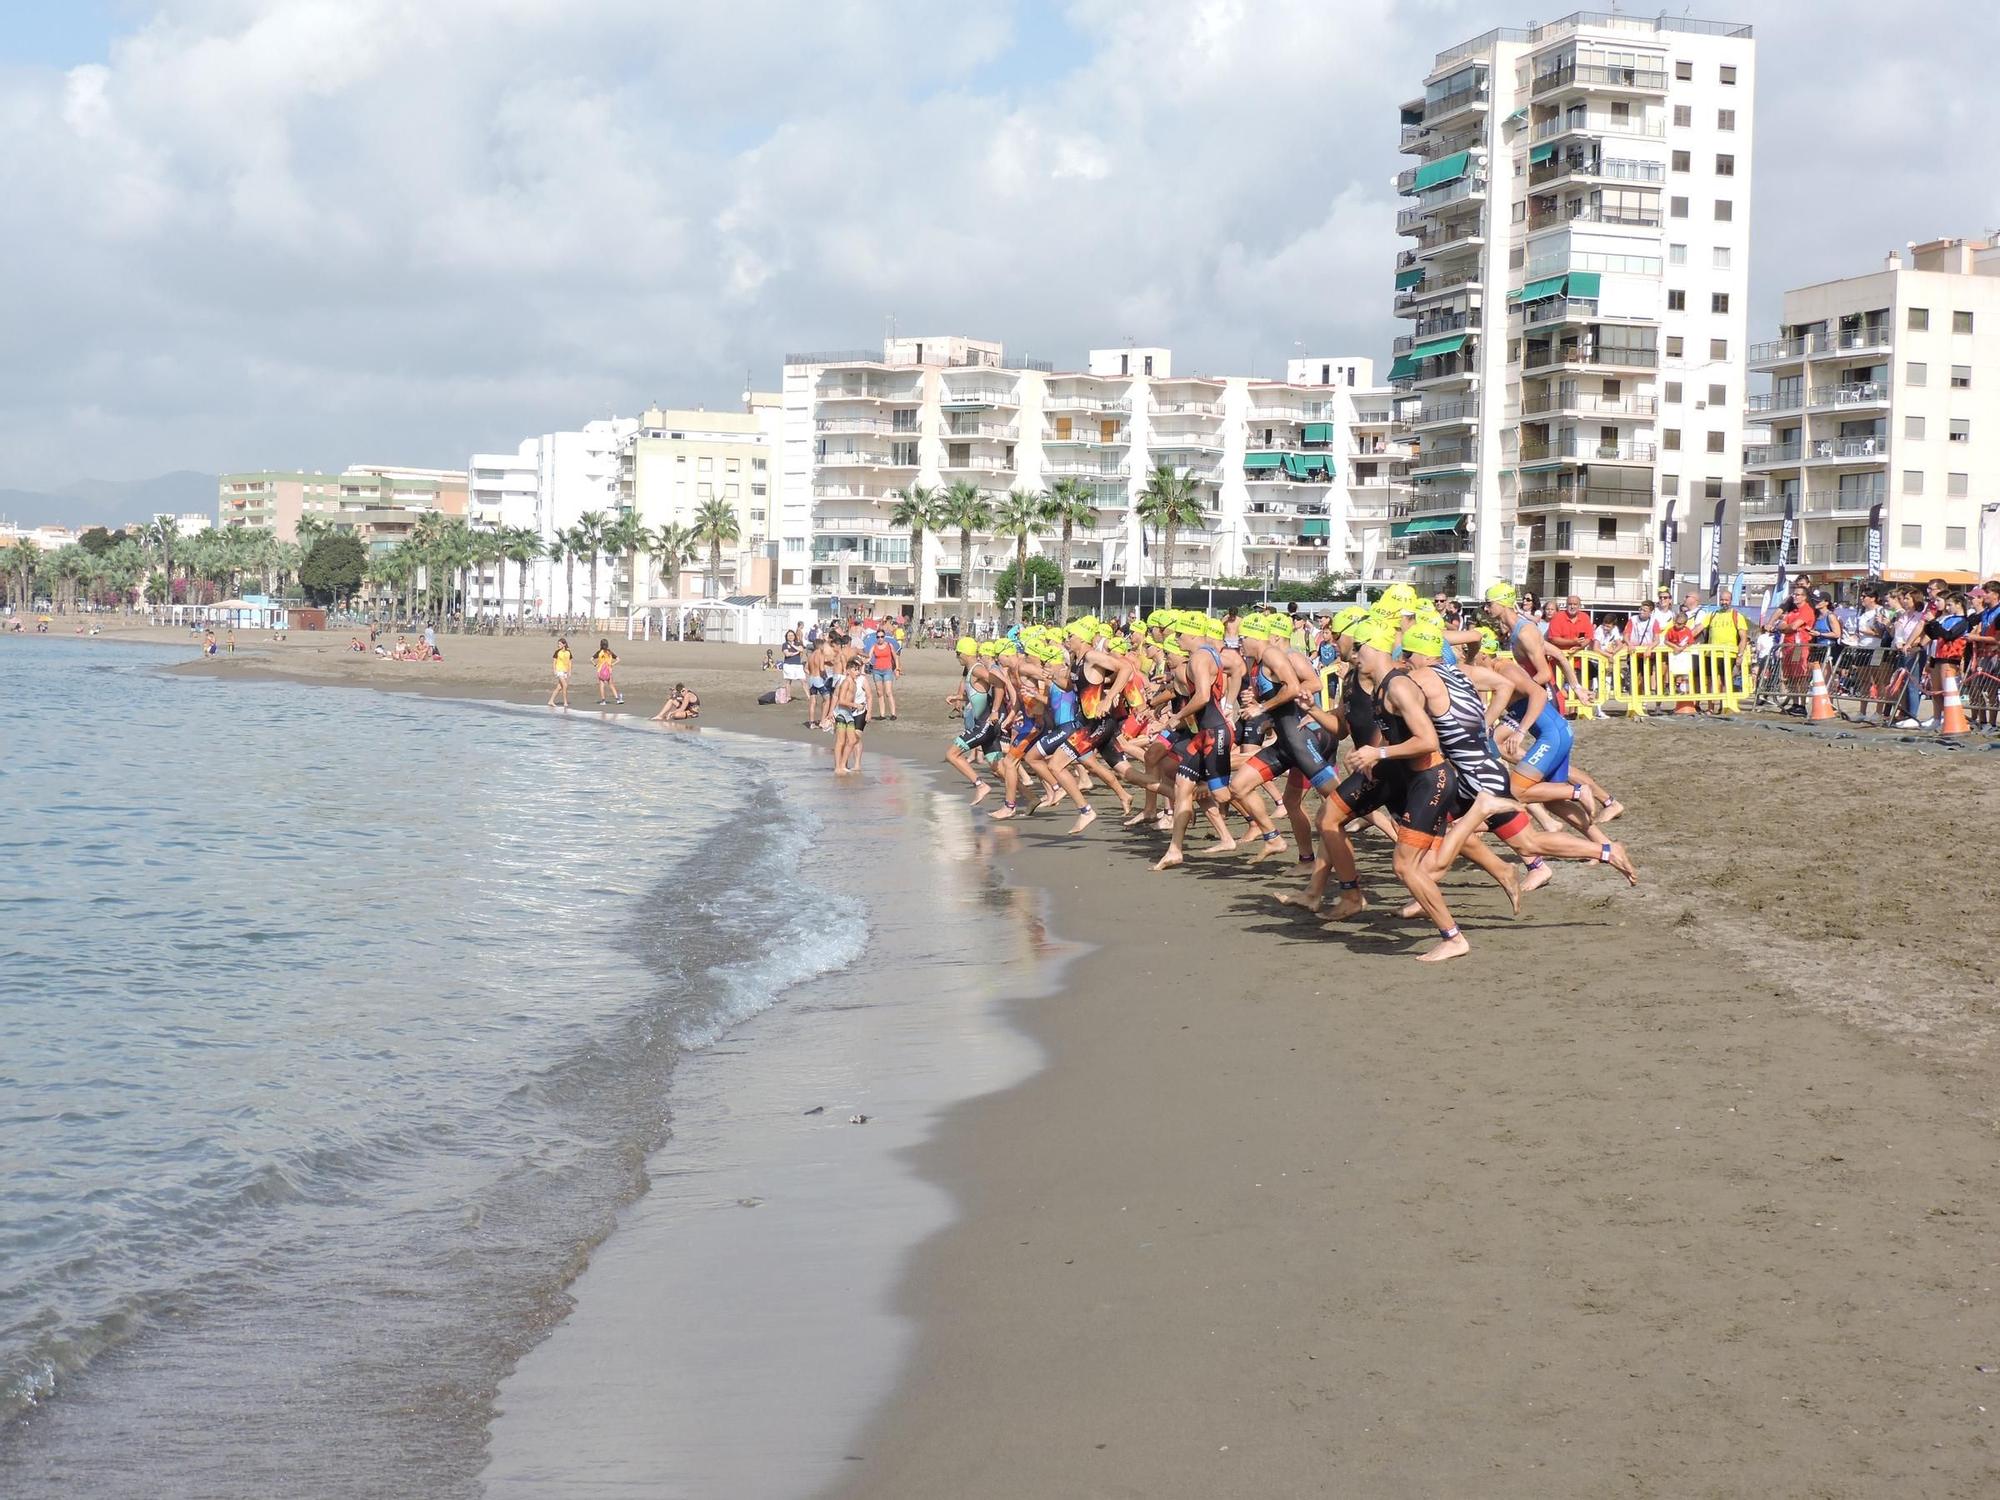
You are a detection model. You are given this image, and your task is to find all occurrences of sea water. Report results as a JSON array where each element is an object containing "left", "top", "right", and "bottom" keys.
[{"left": 0, "top": 639, "right": 923, "bottom": 1496}]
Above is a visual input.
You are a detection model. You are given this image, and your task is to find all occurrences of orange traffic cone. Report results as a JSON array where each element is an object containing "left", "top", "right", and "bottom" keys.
[
  {"left": 1806, "top": 664, "right": 1837, "bottom": 722},
  {"left": 1938, "top": 664, "right": 1970, "bottom": 735}
]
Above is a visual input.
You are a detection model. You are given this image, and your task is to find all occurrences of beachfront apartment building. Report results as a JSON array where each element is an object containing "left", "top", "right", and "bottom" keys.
[
  {"left": 618, "top": 397, "right": 785, "bottom": 612},
  {"left": 1743, "top": 235, "right": 2000, "bottom": 592},
  {"left": 468, "top": 420, "right": 634, "bottom": 620},
  {"left": 1391, "top": 10, "right": 1754, "bottom": 606},
  {"left": 216, "top": 472, "right": 340, "bottom": 541},
  {"left": 218, "top": 466, "right": 467, "bottom": 552},
  {"left": 779, "top": 337, "right": 1411, "bottom": 618}
]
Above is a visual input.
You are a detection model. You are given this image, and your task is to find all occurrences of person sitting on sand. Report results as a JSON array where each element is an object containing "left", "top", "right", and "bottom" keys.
[{"left": 652, "top": 683, "right": 700, "bottom": 722}]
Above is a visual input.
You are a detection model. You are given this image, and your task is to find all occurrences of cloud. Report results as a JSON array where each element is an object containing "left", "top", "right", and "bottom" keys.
[{"left": 0, "top": 0, "right": 1997, "bottom": 489}]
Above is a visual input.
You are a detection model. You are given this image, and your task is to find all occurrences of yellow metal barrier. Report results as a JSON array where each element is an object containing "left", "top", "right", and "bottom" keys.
[
  {"left": 1563, "top": 649, "right": 1616, "bottom": 720},
  {"left": 1600, "top": 645, "right": 1742, "bottom": 716}
]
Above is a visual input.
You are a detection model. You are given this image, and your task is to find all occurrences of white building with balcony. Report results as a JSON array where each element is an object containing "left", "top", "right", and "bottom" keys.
[
  {"left": 1743, "top": 235, "right": 2000, "bottom": 592},
  {"left": 1391, "top": 10, "right": 1754, "bottom": 609},
  {"left": 467, "top": 419, "right": 634, "bottom": 620},
  {"left": 779, "top": 339, "right": 1410, "bottom": 618}
]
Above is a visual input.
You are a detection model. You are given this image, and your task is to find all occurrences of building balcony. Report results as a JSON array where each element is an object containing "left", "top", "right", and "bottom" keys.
[
  {"left": 1411, "top": 398, "right": 1479, "bottom": 429},
  {"left": 1422, "top": 79, "right": 1490, "bottom": 126},
  {"left": 941, "top": 421, "right": 1018, "bottom": 440},
  {"left": 1801, "top": 540, "right": 1872, "bottom": 568},
  {"left": 1149, "top": 400, "right": 1223, "bottom": 418},
  {"left": 1813, "top": 327, "right": 1893, "bottom": 357},
  {"left": 1533, "top": 111, "right": 1667, "bottom": 143},
  {"left": 1748, "top": 436, "right": 1890, "bottom": 469},
  {"left": 1745, "top": 391, "right": 1799, "bottom": 416},
  {"left": 1405, "top": 534, "right": 1476, "bottom": 560},
  {"left": 1748, "top": 335, "right": 1808, "bottom": 370},
  {"left": 940, "top": 456, "right": 1016, "bottom": 474},
  {"left": 1409, "top": 489, "right": 1474, "bottom": 516},
  {"left": 1043, "top": 460, "right": 1131, "bottom": 480},
  {"left": 1396, "top": 178, "right": 1487, "bottom": 233},
  {"left": 1520, "top": 392, "right": 1656, "bottom": 420},
  {"left": 1519, "top": 439, "right": 1657, "bottom": 465},
  {"left": 1527, "top": 532, "right": 1652, "bottom": 559},
  {"left": 1807, "top": 381, "right": 1891, "bottom": 410},
  {"left": 1802, "top": 488, "right": 1885, "bottom": 517},
  {"left": 1043, "top": 428, "right": 1128, "bottom": 447},
  {"left": 817, "top": 449, "right": 915, "bottom": 469},
  {"left": 1414, "top": 221, "right": 1485, "bottom": 259},
  {"left": 814, "top": 416, "right": 907, "bottom": 435},
  {"left": 1520, "top": 344, "right": 1658, "bottom": 375},
  {"left": 1412, "top": 442, "right": 1478, "bottom": 472},
  {"left": 1527, "top": 154, "right": 1664, "bottom": 189},
  {"left": 1043, "top": 393, "right": 1131, "bottom": 413},
  {"left": 1526, "top": 203, "right": 1662, "bottom": 234},
  {"left": 1395, "top": 266, "right": 1482, "bottom": 311},
  {"left": 1516, "top": 486, "right": 1655, "bottom": 514},
  {"left": 1519, "top": 296, "right": 1621, "bottom": 330},
  {"left": 818, "top": 382, "right": 919, "bottom": 404},
  {"left": 940, "top": 386, "right": 1020, "bottom": 411},
  {"left": 1148, "top": 429, "right": 1225, "bottom": 450},
  {"left": 1529, "top": 61, "right": 1669, "bottom": 99}
]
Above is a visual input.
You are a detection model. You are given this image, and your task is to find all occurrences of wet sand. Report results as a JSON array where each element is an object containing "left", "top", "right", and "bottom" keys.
[{"left": 113, "top": 623, "right": 2000, "bottom": 1494}]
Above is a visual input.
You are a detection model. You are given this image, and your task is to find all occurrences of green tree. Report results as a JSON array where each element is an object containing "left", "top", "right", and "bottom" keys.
[
  {"left": 993, "top": 554, "right": 1063, "bottom": 614},
  {"left": 602, "top": 512, "right": 646, "bottom": 619},
  {"left": 940, "top": 480, "right": 993, "bottom": 622},
  {"left": 1039, "top": 477, "right": 1097, "bottom": 623},
  {"left": 300, "top": 533, "right": 366, "bottom": 606},
  {"left": 1137, "top": 463, "right": 1205, "bottom": 609},
  {"left": 79, "top": 527, "right": 115, "bottom": 556},
  {"left": 990, "top": 488, "right": 1048, "bottom": 628},
  {"left": 887, "top": 483, "right": 943, "bottom": 627},
  {"left": 573, "top": 510, "right": 610, "bottom": 626},
  {"left": 648, "top": 522, "right": 696, "bottom": 635},
  {"left": 501, "top": 528, "right": 543, "bottom": 631},
  {"left": 691, "top": 497, "right": 741, "bottom": 601},
  {"left": 142, "top": 516, "right": 177, "bottom": 604},
  {"left": 1273, "top": 570, "right": 1356, "bottom": 604}
]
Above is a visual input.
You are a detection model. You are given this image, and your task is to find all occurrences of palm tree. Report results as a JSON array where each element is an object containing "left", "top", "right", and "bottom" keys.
[
  {"left": 142, "top": 516, "right": 178, "bottom": 608},
  {"left": 887, "top": 483, "right": 943, "bottom": 627},
  {"left": 1039, "top": 477, "right": 1098, "bottom": 624},
  {"left": 940, "top": 480, "right": 993, "bottom": 624},
  {"left": 573, "top": 510, "right": 610, "bottom": 628},
  {"left": 648, "top": 521, "right": 696, "bottom": 636},
  {"left": 601, "top": 512, "right": 646, "bottom": 621},
  {"left": 690, "top": 497, "right": 741, "bottom": 603},
  {"left": 558, "top": 526, "right": 585, "bottom": 627},
  {"left": 501, "top": 528, "right": 542, "bottom": 632},
  {"left": 991, "top": 488, "right": 1048, "bottom": 626},
  {"left": 1137, "top": 463, "right": 1205, "bottom": 610}
]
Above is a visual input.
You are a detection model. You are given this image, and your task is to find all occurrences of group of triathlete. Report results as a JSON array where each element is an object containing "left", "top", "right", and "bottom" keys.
[{"left": 942, "top": 581, "right": 1635, "bottom": 963}]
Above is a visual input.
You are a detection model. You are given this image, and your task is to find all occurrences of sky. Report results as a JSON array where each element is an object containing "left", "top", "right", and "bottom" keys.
[{"left": 1, "top": 0, "right": 1997, "bottom": 489}]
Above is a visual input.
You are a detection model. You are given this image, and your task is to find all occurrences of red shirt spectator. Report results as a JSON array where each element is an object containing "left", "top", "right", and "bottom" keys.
[{"left": 1547, "top": 595, "right": 1593, "bottom": 651}]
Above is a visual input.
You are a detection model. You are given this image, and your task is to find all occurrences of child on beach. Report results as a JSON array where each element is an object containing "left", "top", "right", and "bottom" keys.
[
  {"left": 593, "top": 639, "right": 622, "bottom": 706},
  {"left": 549, "top": 638, "right": 573, "bottom": 709},
  {"left": 832, "top": 657, "right": 869, "bottom": 775}
]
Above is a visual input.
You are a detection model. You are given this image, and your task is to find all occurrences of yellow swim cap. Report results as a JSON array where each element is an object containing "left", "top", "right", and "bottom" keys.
[
  {"left": 1329, "top": 604, "right": 1369, "bottom": 634},
  {"left": 1163, "top": 640, "right": 1188, "bottom": 658},
  {"left": 1350, "top": 618, "right": 1394, "bottom": 652},
  {"left": 1402, "top": 619, "right": 1445, "bottom": 658},
  {"left": 1237, "top": 617, "right": 1270, "bottom": 642},
  {"left": 977, "top": 641, "right": 1003, "bottom": 657},
  {"left": 1477, "top": 626, "right": 1500, "bottom": 658},
  {"left": 956, "top": 636, "right": 978, "bottom": 654},
  {"left": 1147, "top": 608, "right": 1176, "bottom": 629},
  {"left": 1380, "top": 582, "right": 1419, "bottom": 612},
  {"left": 1484, "top": 581, "right": 1518, "bottom": 607}
]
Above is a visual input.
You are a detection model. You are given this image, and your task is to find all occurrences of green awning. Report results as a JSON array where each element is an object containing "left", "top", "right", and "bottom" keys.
[
  {"left": 1300, "top": 454, "right": 1333, "bottom": 475},
  {"left": 1300, "top": 518, "right": 1331, "bottom": 538},
  {"left": 1411, "top": 332, "right": 1468, "bottom": 360},
  {"left": 1565, "top": 270, "right": 1601, "bottom": 298},
  {"left": 1395, "top": 267, "right": 1424, "bottom": 290},
  {"left": 1388, "top": 353, "right": 1420, "bottom": 380},
  {"left": 1302, "top": 422, "right": 1335, "bottom": 444},
  {"left": 1529, "top": 143, "right": 1556, "bottom": 165},
  {"left": 1519, "top": 274, "right": 1567, "bottom": 302},
  {"left": 1505, "top": 109, "right": 1527, "bottom": 127},
  {"left": 1243, "top": 452, "right": 1283, "bottom": 470},
  {"left": 1412, "top": 150, "right": 1471, "bottom": 192},
  {"left": 1392, "top": 515, "right": 1466, "bottom": 537},
  {"left": 1519, "top": 460, "right": 1564, "bottom": 474}
]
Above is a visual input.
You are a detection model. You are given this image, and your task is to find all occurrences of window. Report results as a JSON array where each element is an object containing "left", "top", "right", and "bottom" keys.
[
  {"left": 699, "top": 456, "right": 714, "bottom": 472},
  {"left": 1948, "top": 526, "right": 1968, "bottom": 550},
  {"left": 725, "top": 458, "right": 740, "bottom": 472},
  {"left": 1718, "top": 108, "right": 1736, "bottom": 130},
  {"left": 1953, "top": 310, "right": 1975, "bottom": 334},
  {"left": 1949, "top": 473, "right": 1970, "bottom": 497},
  {"left": 724, "top": 482, "right": 740, "bottom": 499},
  {"left": 675, "top": 454, "right": 687, "bottom": 465},
  {"left": 1720, "top": 64, "right": 1737, "bottom": 84},
  {"left": 1665, "top": 381, "right": 1683, "bottom": 403},
  {"left": 1716, "top": 154, "right": 1735, "bottom": 176},
  {"left": 1667, "top": 289, "right": 1687, "bottom": 311},
  {"left": 1663, "top": 428, "right": 1682, "bottom": 451},
  {"left": 1907, "top": 361, "right": 1927, "bottom": 386},
  {"left": 1712, "top": 293, "right": 1730, "bottom": 314},
  {"left": 1950, "top": 418, "right": 1971, "bottom": 443},
  {"left": 1661, "top": 474, "right": 1680, "bottom": 495},
  {"left": 1143, "top": 355, "right": 1154, "bottom": 375},
  {"left": 1708, "top": 383, "right": 1727, "bottom": 405},
  {"left": 753, "top": 457, "right": 768, "bottom": 470},
  {"left": 1902, "top": 471, "right": 1923, "bottom": 495},
  {"left": 1670, "top": 195, "right": 1689, "bottom": 218},
  {"left": 1952, "top": 365, "right": 1972, "bottom": 388},
  {"left": 1713, "top": 246, "right": 1732, "bottom": 269},
  {"left": 1669, "top": 243, "right": 1688, "bottom": 265},
  {"left": 1710, "top": 338, "right": 1729, "bottom": 360},
  {"left": 1705, "top": 479, "right": 1725, "bottom": 501},
  {"left": 1666, "top": 336, "right": 1684, "bottom": 358},
  {"left": 1672, "top": 149, "right": 1691, "bottom": 172},
  {"left": 1908, "top": 307, "right": 1929, "bottom": 331},
  {"left": 1508, "top": 246, "right": 1525, "bottom": 269},
  {"left": 1706, "top": 431, "right": 1725, "bottom": 454},
  {"left": 1714, "top": 199, "right": 1733, "bottom": 221},
  {"left": 751, "top": 482, "right": 767, "bottom": 497},
  {"left": 1675, "top": 59, "right": 1693, "bottom": 80},
  {"left": 1906, "top": 415, "right": 1926, "bottom": 440},
  {"left": 1673, "top": 104, "right": 1692, "bottom": 127},
  {"left": 697, "top": 482, "right": 713, "bottom": 499},
  {"left": 1901, "top": 524, "right": 1922, "bottom": 547}
]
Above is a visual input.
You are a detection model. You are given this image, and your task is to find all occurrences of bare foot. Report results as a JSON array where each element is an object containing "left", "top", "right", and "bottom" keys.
[
  {"left": 1416, "top": 931, "right": 1471, "bottom": 963},
  {"left": 1035, "top": 790, "right": 1066, "bottom": 813},
  {"left": 1152, "top": 848, "right": 1184, "bottom": 872},
  {"left": 1522, "top": 861, "right": 1555, "bottom": 893},
  {"left": 1330, "top": 889, "right": 1367, "bottom": 921},
  {"left": 989, "top": 804, "right": 1018, "bottom": 821},
  {"left": 1274, "top": 891, "right": 1324, "bottom": 915},
  {"left": 1571, "top": 783, "right": 1598, "bottom": 821},
  {"left": 970, "top": 782, "right": 992, "bottom": 806},
  {"left": 1121, "top": 809, "right": 1148, "bottom": 828},
  {"left": 1211, "top": 838, "right": 1239, "bottom": 854},
  {"left": 1602, "top": 841, "right": 1638, "bottom": 886},
  {"left": 1247, "top": 835, "right": 1286, "bottom": 864},
  {"left": 1499, "top": 864, "right": 1522, "bottom": 917},
  {"left": 1598, "top": 797, "right": 1625, "bottom": 824},
  {"left": 1068, "top": 806, "right": 1098, "bottom": 836},
  {"left": 1152, "top": 814, "right": 1174, "bottom": 833}
]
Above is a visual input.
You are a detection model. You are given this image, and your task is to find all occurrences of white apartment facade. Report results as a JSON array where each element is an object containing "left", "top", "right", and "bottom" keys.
[
  {"left": 779, "top": 337, "right": 1410, "bottom": 618},
  {"left": 467, "top": 419, "right": 634, "bottom": 620},
  {"left": 1393, "top": 10, "right": 1754, "bottom": 607},
  {"left": 617, "top": 399, "right": 782, "bottom": 609},
  {"left": 1744, "top": 235, "right": 2000, "bottom": 591}
]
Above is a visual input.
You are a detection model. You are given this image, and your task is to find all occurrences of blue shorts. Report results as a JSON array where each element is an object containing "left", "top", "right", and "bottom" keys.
[
  {"left": 870, "top": 668, "right": 895, "bottom": 681},
  {"left": 1519, "top": 709, "right": 1573, "bottom": 784}
]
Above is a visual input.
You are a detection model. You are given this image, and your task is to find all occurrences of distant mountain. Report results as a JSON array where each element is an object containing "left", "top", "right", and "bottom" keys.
[{"left": 0, "top": 472, "right": 217, "bottom": 531}]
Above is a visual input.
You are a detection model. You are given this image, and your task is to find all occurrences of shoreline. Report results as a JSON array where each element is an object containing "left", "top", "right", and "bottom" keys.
[{"left": 52, "top": 624, "right": 2000, "bottom": 1495}]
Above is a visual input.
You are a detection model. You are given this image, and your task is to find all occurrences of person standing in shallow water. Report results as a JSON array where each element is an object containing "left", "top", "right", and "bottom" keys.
[{"left": 548, "top": 638, "right": 572, "bottom": 710}]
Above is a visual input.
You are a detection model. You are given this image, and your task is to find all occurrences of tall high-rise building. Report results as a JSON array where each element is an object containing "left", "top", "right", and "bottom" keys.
[
  {"left": 780, "top": 338, "right": 1410, "bottom": 618},
  {"left": 468, "top": 421, "right": 633, "bottom": 620},
  {"left": 1392, "top": 12, "right": 1754, "bottom": 608},
  {"left": 1743, "top": 235, "right": 2000, "bottom": 591}
]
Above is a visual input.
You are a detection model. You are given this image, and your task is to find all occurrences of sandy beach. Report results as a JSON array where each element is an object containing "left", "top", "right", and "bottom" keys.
[{"left": 116, "top": 622, "right": 2000, "bottom": 1494}]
